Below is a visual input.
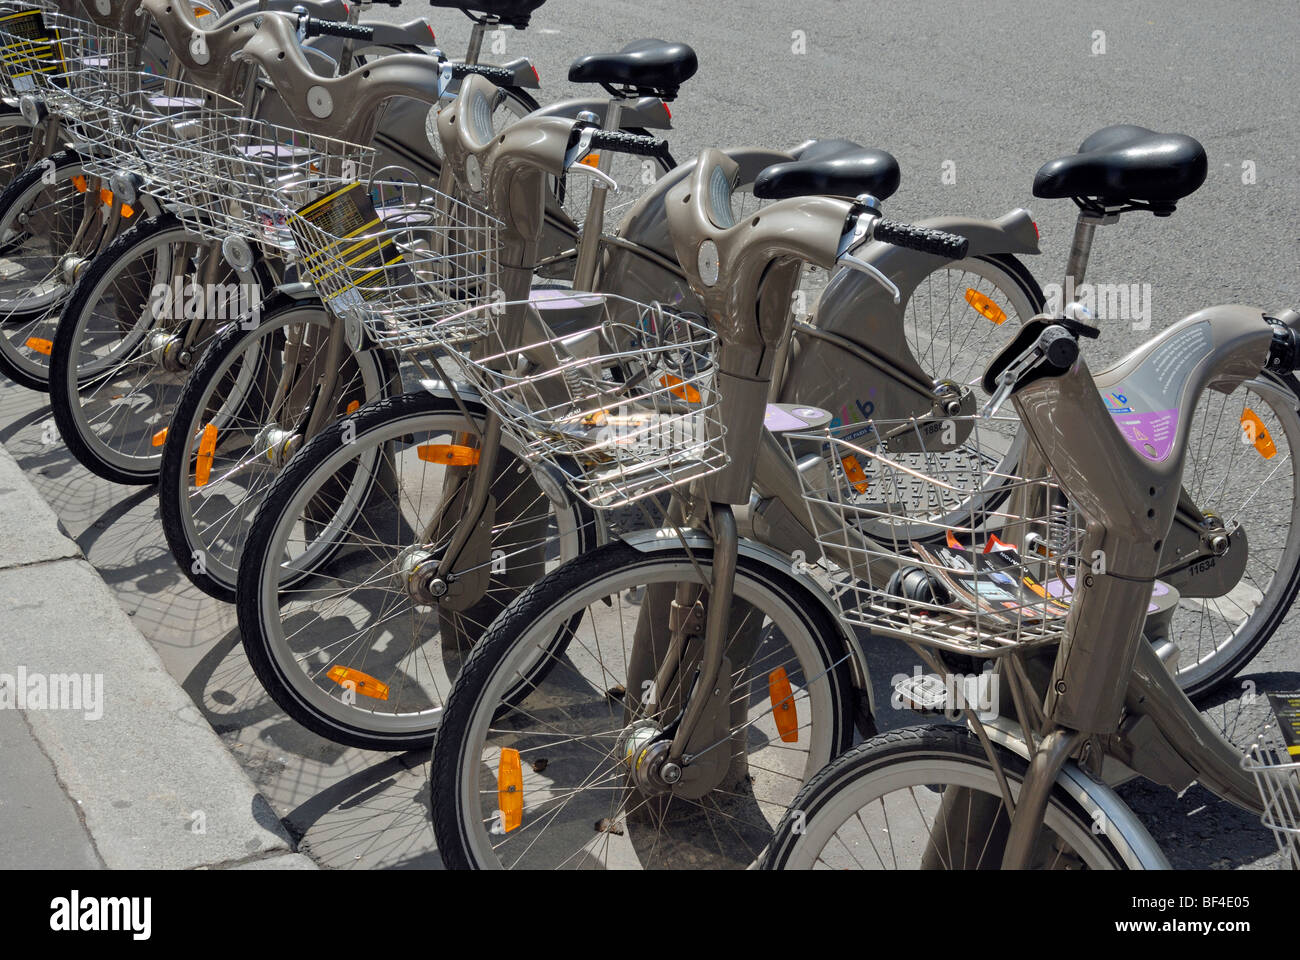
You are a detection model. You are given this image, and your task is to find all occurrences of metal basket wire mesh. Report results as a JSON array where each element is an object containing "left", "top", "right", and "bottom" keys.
[
  {"left": 1243, "top": 722, "right": 1300, "bottom": 868},
  {"left": 61, "top": 69, "right": 240, "bottom": 180},
  {"left": 284, "top": 177, "right": 501, "bottom": 346},
  {"left": 445, "top": 292, "right": 728, "bottom": 510},
  {"left": 137, "top": 113, "right": 376, "bottom": 250},
  {"left": 0, "top": 5, "right": 134, "bottom": 121},
  {"left": 787, "top": 414, "right": 1082, "bottom": 656}
]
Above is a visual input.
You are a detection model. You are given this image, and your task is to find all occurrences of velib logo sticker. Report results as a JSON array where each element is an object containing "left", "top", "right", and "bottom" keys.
[{"left": 49, "top": 891, "right": 151, "bottom": 941}]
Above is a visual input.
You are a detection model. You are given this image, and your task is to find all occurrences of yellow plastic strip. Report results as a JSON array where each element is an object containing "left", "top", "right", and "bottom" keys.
[
  {"left": 660, "top": 373, "right": 701, "bottom": 403},
  {"left": 841, "top": 454, "right": 868, "bottom": 494},
  {"left": 417, "top": 443, "right": 481, "bottom": 466},
  {"left": 497, "top": 747, "right": 523, "bottom": 832},
  {"left": 769, "top": 667, "right": 798, "bottom": 743},
  {"left": 965, "top": 288, "right": 1007, "bottom": 325},
  {"left": 326, "top": 665, "right": 390, "bottom": 700},
  {"left": 194, "top": 423, "right": 217, "bottom": 487},
  {"left": 1242, "top": 408, "right": 1277, "bottom": 459}
]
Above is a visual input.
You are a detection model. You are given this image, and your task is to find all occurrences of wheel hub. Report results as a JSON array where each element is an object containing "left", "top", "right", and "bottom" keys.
[
  {"left": 148, "top": 331, "right": 191, "bottom": 373},
  {"left": 617, "top": 720, "right": 678, "bottom": 795},
  {"left": 396, "top": 544, "right": 449, "bottom": 605},
  {"left": 60, "top": 254, "right": 89, "bottom": 285},
  {"left": 253, "top": 424, "right": 302, "bottom": 469}
]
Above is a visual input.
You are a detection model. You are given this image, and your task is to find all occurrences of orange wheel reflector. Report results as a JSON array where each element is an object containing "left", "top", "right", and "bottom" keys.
[
  {"left": 194, "top": 423, "right": 218, "bottom": 487},
  {"left": 345, "top": 400, "right": 360, "bottom": 414},
  {"left": 98, "top": 188, "right": 133, "bottom": 217},
  {"left": 193, "top": 3, "right": 214, "bottom": 15},
  {"left": 497, "top": 747, "right": 523, "bottom": 832},
  {"left": 965, "top": 289, "right": 1006, "bottom": 325},
  {"left": 660, "top": 373, "right": 701, "bottom": 403},
  {"left": 841, "top": 454, "right": 868, "bottom": 493},
  {"left": 579, "top": 153, "right": 600, "bottom": 168},
  {"left": 71, "top": 175, "right": 88, "bottom": 193},
  {"left": 24, "top": 337, "right": 52, "bottom": 355},
  {"left": 417, "top": 443, "right": 480, "bottom": 466},
  {"left": 769, "top": 667, "right": 799, "bottom": 743},
  {"left": 151, "top": 427, "right": 168, "bottom": 447},
  {"left": 326, "top": 665, "right": 390, "bottom": 700},
  {"left": 1242, "top": 408, "right": 1277, "bottom": 459}
]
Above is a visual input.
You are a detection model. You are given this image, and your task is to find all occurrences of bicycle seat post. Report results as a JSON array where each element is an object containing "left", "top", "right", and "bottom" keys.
[
  {"left": 570, "top": 99, "right": 623, "bottom": 291},
  {"left": 463, "top": 13, "right": 499, "bottom": 65},
  {"left": 1062, "top": 204, "right": 1119, "bottom": 303}
]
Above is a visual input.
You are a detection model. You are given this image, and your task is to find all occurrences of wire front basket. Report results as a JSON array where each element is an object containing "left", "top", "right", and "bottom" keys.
[
  {"left": 1243, "top": 722, "right": 1300, "bottom": 868},
  {"left": 61, "top": 70, "right": 240, "bottom": 181},
  {"left": 137, "top": 113, "right": 376, "bottom": 251},
  {"left": 444, "top": 292, "right": 728, "bottom": 511},
  {"left": 0, "top": 4, "right": 134, "bottom": 121},
  {"left": 787, "top": 415, "right": 1082, "bottom": 656},
  {"left": 284, "top": 177, "right": 500, "bottom": 346}
]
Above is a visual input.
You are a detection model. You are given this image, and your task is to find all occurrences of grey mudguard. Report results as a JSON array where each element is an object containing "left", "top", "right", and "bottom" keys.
[
  {"left": 531, "top": 95, "right": 672, "bottom": 131},
  {"left": 777, "top": 208, "right": 1041, "bottom": 428}
]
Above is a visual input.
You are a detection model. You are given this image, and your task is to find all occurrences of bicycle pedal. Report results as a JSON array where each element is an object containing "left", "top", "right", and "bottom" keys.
[{"left": 893, "top": 674, "right": 952, "bottom": 714}]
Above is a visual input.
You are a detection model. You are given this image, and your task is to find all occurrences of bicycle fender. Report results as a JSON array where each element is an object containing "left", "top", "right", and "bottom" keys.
[
  {"left": 980, "top": 715, "right": 1171, "bottom": 869},
  {"left": 531, "top": 97, "right": 673, "bottom": 131},
  {"left": 618, "top": 527, "right": 875, "bottom": 717}
]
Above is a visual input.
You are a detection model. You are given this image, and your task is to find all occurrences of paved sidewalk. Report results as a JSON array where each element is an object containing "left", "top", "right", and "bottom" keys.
[{"left": 0, "top": 443, "right": 314, "bottom": 870}]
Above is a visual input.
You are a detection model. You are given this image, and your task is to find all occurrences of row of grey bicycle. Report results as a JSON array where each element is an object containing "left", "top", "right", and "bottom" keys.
[{"left": 1, "top": 0, "right": 1297, "bottom": 869}]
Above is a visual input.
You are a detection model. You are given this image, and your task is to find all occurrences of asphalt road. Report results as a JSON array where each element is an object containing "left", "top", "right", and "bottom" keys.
[{"left": 2, "top": 0, "right": 1298, "bottom": 869}]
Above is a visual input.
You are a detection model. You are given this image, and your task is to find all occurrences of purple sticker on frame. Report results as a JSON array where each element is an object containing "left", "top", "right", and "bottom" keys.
[{"left": 1110, "top": 408, "right": 1177, "bottom": 461}]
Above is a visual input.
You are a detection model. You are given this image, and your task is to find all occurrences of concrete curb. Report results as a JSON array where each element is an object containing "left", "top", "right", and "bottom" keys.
[{"left": 0, "top": 442, "right": 316, "bottom": 870}]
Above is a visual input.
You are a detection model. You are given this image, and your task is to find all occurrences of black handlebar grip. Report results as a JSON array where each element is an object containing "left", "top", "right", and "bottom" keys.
[
  {"left": 303, "top": 18, "right": 376, "bottom": 41},
  {"left": 587, "top": 129, "right": 669, "bottom": 160},
  {"left": 450, "top": 62, "right": 515, "bottom": 83},
  {"left": 873, "top": 219, "right": 969, "bottom": 260}
]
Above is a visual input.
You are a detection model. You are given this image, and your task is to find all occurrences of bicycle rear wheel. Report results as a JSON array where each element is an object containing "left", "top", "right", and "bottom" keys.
[{"left": 1166, "top": 371, "right": 1300, "bottom": 699}]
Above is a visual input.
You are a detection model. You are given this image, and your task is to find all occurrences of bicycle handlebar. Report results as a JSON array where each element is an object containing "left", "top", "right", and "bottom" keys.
[
  {"left": 301, "top": 17, "right": 376, "bottom": 41},
  {"left": 872, "top": 219, "right": 968, "bottom": 260},
  {"left": 449, "top": 62, "right": 515, "bottom": 84},
  {"left": 586, "top": 129, "right": 669, "bottom": 159}
]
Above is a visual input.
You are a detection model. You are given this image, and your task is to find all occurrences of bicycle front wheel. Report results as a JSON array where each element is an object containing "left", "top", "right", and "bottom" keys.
[
  {"left": 762, "top": 725, "right": 1137, "bottom": 870},
  {"left": 235, "top": 389, "right": 599, "bottom": 750},
  {"left": 158, "top": 293, "right": 394, "bottom": 601},
  {"left": 0, "top": 150, "right": 89, "bottom": 389},
  {"left": 430, "top": 540, "right": 857, "bottom": 869},
  {"left": 48, "top": 213, "right": 264, "bottom": 484}
]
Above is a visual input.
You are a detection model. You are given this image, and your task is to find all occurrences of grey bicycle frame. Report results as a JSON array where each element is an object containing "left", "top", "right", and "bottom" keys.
[
  {"left": 661, "top": 149, "right": 1298, "bottom": 847},
  {"left": 987, "top": 306, "right": 1283, "bottom": 864}
]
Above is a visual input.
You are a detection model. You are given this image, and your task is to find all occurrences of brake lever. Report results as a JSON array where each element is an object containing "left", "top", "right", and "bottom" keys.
[
  {"left": 566, "top": 163, "right": 619, "bottom": 192},
  {"left": 981, "top": 325, "right": 1079, "bottom": 419},
  {"left": 838, "top": 252, "right": 900, "bottom": 304},
  {"left": 561, "top": 128, "right": 620, "bottom": 191},
  {"left": 834, "top": 210, "right": 900, "bottom": 303}
]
